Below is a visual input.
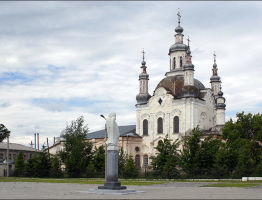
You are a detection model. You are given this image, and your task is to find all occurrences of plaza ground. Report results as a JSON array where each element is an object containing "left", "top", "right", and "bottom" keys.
[{"left": 1, "top": 179, "right": 262, "bottom": 199}]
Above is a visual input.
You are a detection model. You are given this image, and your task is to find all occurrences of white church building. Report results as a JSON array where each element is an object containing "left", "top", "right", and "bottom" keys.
[{"left": 135, "top": 12, "right": 226, "bottom": 156}]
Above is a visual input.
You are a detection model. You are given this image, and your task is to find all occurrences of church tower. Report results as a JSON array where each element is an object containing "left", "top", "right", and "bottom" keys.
[
  {"left": 215, "top": 87, "right": 226, "bottom": 130},
  {"left": 166, "top": 11, "right": 188, "bottom": 77},
  {"left": 183, "top": 37, "right": 194, "bottom": 86},
  {"left": 210, "top": 53, "right": 221, "bottom": 96},
  {"left": 136, "top": 50, "right": 151, "bottom": 105}
]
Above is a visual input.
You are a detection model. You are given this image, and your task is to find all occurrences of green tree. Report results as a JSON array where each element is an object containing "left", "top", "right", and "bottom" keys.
[
  {"left": 0, "top": 124, "right": 10, "bottom": 142},
  {"left": 50, "top": 155, "right": 63, "bottom": 178},
  {"left": 180, "top": 127, "right": 221, "bottom": 178},
  {"left": 14, "top": 152, "right": 25, "bottom": 177},
  {"left": 59, "top": 116, "right": 93, "bottom": 177},
  {"left": 180, "top": 127, "right": 202, "bottom": 177},
  {"left": 118, "top": 148, "right": 126, "bottom": 178},
  {"left": 92, "top": 145, "right": 105, "bottom": 177},
  {"left": 33, "top": 151, "right": 51, "bottom": 177},
  {"left": 122, "top": 155, "right": 139, "bottom": 179},
  {"left": 25, "top": 155, "right": 37, "bottom": 177},
  {"left": 151, "top": 137, "right": 180, "bottom": 179},
  {"left": 219, "top": 112, "right": 262, "bottom": 178}
]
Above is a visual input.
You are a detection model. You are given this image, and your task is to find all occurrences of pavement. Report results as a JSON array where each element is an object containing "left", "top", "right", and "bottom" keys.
[{"left": 1, "top": 181, "right": 262, "bottom": 199}]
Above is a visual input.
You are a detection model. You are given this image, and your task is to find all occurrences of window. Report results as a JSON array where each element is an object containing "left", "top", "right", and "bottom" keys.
[
  {"left": 0, "top": 153, "right": 3, "bottom": 161},
  {"left": 173, "top": 57, "right": 176, "bottom": 69},
  {"left": 157, "top": 117, "right": 163, "bottom": 134},
  {"left": 135, "top": 147, "right": 140, "bottom": 152},
  {"left": 8, "top": 154, "right": 11, "bottom": 160},
  {"left": 143, "top": 119, "right": 148, "bottom": 136},
  {"left": 143, "top": 155, "right": 148, "bottom": 167},
  {"left": 173, "top": 116, "right": 179, "bottom": 133},
  {"left": 180, "top": 56, "right": 183, "bottom": 67},
  {"left": 135, "top": 155, "right": 140, "bottom": 168}
]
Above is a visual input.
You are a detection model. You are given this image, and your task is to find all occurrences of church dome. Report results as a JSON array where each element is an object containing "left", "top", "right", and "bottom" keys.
[
  {"left": 136, "top": 93, "right": 151, "bottom": 105},
  {"left": 154, "top": 75, "right": 205, "bottom": 99},
  {"left": 169, "top": 43, "right": 188, "bottom": 55}
]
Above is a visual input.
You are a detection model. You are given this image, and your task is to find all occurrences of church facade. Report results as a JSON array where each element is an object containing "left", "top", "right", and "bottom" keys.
[
  {"left": 50, "top": 13, "right": 227, "bottom": 170},
  {"left": 135, "top": 12, "right": 226, "bottom": 161}
]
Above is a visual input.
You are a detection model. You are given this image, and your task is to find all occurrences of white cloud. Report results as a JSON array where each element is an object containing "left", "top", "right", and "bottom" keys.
[{"left": 0, "top": 2, "right": 261, "bottom": 146}]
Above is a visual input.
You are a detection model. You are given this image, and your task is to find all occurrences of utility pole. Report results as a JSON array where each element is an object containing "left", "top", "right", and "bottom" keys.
[
  {"left": 100, "top": 115, "right": 107, "bottom": 178},
  {"left": 6, "top": 130, "right": 10, "bottom": 177}
]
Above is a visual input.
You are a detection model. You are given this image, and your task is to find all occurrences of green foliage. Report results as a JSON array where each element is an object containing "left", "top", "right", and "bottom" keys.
[
  {"left": 180, "top": 127, "right": 221, "bottom": 178},
  {"left": 59, "top": 116, "right": 93, "bottom": 177},
  {"left": 86, "top": 145, "right": 105, "bottom": 178},
  {"left": 219, "top": 112, "right": 262, "bottom": 178},
  {"left": 150, "top": 137, "right": 180, "bottom": 179},
  {"left": 0, "top": 124, "right": 9, "bottom": 142},
  {"left": 50, "top": 155, "right": 63, "bottom": 178},
  {"left": 118, "top": 147, "right": 126, "bottom": 177},
  {"left": 24, "top": 152, "right": 51, "bottom": 178},
  {"left": 14, "top": 152, "right": 25, "bottom": 177},
  {"left": 122, "top": 156, "right": 139, "bottom": 179}
]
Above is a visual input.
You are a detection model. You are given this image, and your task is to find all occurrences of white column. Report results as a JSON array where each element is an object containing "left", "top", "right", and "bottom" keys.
[
  {"left": 136, "top": 111, "right": 140, "bottom": 135},
  {"left": 150, "top": 114, "right": 154, "bottom": 142},
  {"left": 183, "top": 100, "right": 186, "bottom": 136},
  {"left": 190, "top": 100, "right": 193, "bottom": 130},
  {"left": 167, "top": 113, "right": 170, "bottom": 139}
]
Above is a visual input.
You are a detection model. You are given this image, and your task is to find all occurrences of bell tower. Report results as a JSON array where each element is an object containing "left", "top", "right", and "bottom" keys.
[
  {"left": 136, "top": 50, "right": 151, "bottom": 105},
  {"left": 210, "top": 53, "right": 221, "bottom": 96},
  {"left": 166, "top": 11, "right": 188, "bottom": 77}
]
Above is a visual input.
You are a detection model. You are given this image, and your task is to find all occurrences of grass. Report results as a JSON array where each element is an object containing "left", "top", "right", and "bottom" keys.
[
  {"left": 201, "top": 182, "right": 261, "bottom": 188},
  {"left": 0, "top": 177, "right": 165, "bottom": 185},
  {"left": 1, "top": 177, "right": 262, "bottom": 187}
]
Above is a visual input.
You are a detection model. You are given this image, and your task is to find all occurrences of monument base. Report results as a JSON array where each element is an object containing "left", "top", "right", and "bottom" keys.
[{"left": 98, "top": 181, "right": 126, "bottom": 190}]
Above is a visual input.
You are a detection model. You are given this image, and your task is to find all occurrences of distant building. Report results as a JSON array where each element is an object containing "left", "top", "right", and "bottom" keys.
[{"left": 0, "top": 142, "right": 39, "bottom": 176}]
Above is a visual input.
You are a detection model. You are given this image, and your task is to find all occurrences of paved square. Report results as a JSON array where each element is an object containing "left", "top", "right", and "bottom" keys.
[{"left": 1, "top": 182, "right": 262, "bottom": 199}]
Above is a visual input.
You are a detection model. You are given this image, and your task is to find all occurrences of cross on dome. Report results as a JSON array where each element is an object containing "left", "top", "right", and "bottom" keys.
[
  {"left": 187, "top": 36, "right": 190, "bottom": 47},
  {"left": 177, "top": 10, "right": 181, "bottom": 26},
  {"left": 213, "top": 52, "right": 216, "bottom": 64}
]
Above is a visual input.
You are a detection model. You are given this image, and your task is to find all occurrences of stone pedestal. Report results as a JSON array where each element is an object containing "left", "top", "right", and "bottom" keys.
[{"left": 98, "top": 150, "right": 126, "bottom": 190}]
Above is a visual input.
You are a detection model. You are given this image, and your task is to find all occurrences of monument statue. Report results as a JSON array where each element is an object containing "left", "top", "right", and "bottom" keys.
[
  {"left": 98, "top": 112, "right": 126, "bottom": 190},
  {"left": 105, "top": 113, "right": 120, "bottom": 151}
]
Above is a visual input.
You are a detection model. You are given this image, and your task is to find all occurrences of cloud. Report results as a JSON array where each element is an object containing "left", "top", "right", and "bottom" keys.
[{"left": 0, "top": 2, "right": 261, "bottom": 146}]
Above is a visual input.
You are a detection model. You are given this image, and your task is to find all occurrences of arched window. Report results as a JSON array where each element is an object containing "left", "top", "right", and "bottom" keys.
[
  {"left": 180, "top": 56, "right": 183, "bottom": 67},
  {"left": 135, "top": 155, "right": 140, "bottom": 168},
  {"left": 157, "top": 117, "right": 163, "bottom": 134},
  {"left": 173, "top": 57, "right": 176, "bottom": 69},
  {"left": 173, "top": 116, "right": 179, "bottom": 133},
  {"left": 143, "top": 155, "right": 148, "bottom": 167},
  {"left": 143, "top": 119, "right": 148, "bottom": 136}
]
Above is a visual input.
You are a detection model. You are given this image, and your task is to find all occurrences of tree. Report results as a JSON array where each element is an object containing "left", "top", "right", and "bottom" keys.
[
  {"left": 122, "top": 155, "right": 139, "bottom": 179},
  {"left": 219, "top": 112, "right": 262, "bottom": 178},
  {"left": 14, "top": 152, "right": 25, "bottom": 177},
  {"left": 151, "top": 137, "right": 180, "bottom": 179},
  {"left": 0, "top": 124, "right": 10, "bottom": 142},
  {"left": 50, "top": 155, "right": 63, "bottom": 178},
  {"left": 34, "top": 151, "right": 51, "bottom": 177},
  {"left": 25, "top": 155, "right": 37, "bottom": 177},
  {"left": 180, "top": 127, "right": 221, "bottom": 178},
  {"left": 92, "top": 145, "right": 105, "bottom": 178},
  {"left": 59, "top": 116, "right": 93, "bottom": 177},
  {"left": 118, "top": 148, "right": 126, "bottom": 178}
]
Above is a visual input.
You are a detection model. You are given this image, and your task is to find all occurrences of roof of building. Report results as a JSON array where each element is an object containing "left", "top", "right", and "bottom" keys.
[
  {"left": 86, "top": 125, "right": 140, "bottom": 139},
  {"left": 154, "top": 75, "right": 206, "bottom": 99},
  {"left": 0, "top": 142, "right": 38, "bottom": 152}
]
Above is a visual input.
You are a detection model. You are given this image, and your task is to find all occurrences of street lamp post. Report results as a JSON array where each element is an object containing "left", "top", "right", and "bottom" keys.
[{"left": 100, "top": 115, "right": 107, "bottom": 178}]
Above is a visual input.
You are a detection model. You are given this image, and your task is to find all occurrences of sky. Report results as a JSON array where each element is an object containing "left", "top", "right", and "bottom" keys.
[{"left": 0, "top": 1, "right": 262, "bottom": 147}]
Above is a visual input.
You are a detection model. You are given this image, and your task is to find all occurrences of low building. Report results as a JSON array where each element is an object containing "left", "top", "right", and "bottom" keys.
[{"left": 0, "top": 142, "right": 39, "bottom": 176}]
